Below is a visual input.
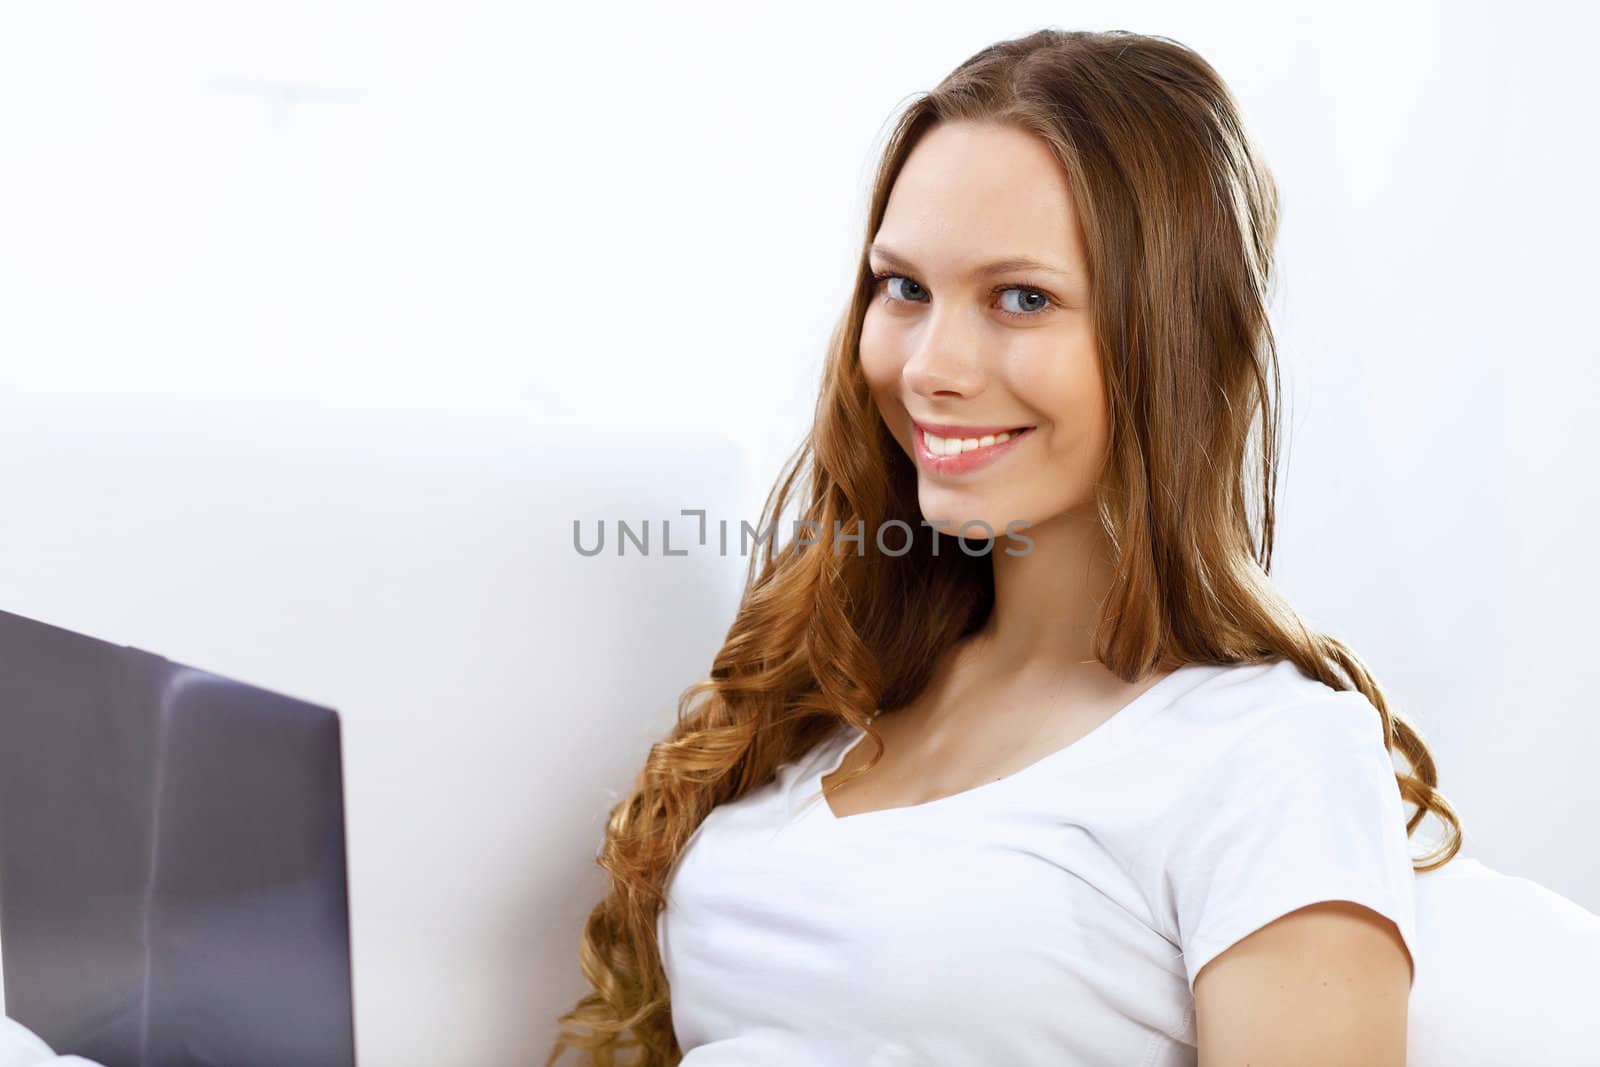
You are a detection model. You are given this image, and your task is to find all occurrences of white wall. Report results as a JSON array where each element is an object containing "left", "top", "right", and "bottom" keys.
[{"left": 0, "top": 1, "right": 1594, "bottom": 1063}]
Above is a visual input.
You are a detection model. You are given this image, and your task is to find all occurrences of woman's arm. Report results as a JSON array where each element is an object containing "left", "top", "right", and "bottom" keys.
[{"left": 1194, "top": 899, "right": 1413, "bottom": 1066}]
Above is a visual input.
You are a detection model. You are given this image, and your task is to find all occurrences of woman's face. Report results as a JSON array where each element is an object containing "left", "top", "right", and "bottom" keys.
[{"left": 860, "top": 120, "right": 1105, "bottom": 542}]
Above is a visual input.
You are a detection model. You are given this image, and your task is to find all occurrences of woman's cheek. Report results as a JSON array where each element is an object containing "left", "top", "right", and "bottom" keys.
[{"left": 857, "top": 322, "right": 892, "bottom": 390}]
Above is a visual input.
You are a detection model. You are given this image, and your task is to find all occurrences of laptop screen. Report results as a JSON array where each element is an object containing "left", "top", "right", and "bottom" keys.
[{"left": 0, "top": 609, "right": 357, "bottom": 1067}]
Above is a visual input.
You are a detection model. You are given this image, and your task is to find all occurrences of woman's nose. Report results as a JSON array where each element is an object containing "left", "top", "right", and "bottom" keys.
[{"left": 901, "top": 307, "right": 988, "bottom": 399}]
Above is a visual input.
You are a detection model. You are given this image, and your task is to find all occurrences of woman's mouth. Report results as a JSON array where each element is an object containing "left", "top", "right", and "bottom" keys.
[{"left": 911, "top": 421, "right": 1035, "bottom": 476}]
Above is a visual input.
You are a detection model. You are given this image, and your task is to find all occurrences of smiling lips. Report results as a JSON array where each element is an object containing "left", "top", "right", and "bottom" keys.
[{"left": 911, "top": 419, "right": 1035, "bottom": 476}]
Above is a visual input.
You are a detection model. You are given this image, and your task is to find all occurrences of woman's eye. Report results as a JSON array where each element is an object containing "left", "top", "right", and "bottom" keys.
[
  {"left": 997, "top": 287, "right": 1051, "bottom": 315},
  {"left": 878, "top": 274, "right": 925, "bottom": 303}
]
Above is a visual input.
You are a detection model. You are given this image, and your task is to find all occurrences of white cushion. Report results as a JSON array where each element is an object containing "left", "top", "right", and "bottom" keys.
[
  {"left": 0, "top": 1018, "right": 52, "bottom": 1067},
  {"left": 0, "top": 1017, "right": 106, "bottom": 1067},
  {"left": 1408, "top": 855, "right": 1600, "bottom": 1065}
]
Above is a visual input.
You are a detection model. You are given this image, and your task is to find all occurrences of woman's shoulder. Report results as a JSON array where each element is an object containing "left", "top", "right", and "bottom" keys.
[{"left": 1150, "top": 656, "right": 1388, "bottom": 762}]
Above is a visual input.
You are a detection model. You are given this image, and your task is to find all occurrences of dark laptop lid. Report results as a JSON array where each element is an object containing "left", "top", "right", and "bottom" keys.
[{"left": 0, "top": 609, "right": 357, "bottom": 1067}]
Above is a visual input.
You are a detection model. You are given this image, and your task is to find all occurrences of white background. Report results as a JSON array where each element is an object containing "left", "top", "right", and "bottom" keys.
[{"left": 0, "top": 1, "right": 1595, "bottom": 1063}]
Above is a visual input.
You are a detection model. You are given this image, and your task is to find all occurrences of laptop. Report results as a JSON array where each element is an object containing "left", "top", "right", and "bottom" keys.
[{"left": 0, "top": 608, "right": 358, "bottom": 1067}]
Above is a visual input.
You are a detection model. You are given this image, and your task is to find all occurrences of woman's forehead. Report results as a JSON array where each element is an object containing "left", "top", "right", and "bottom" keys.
[{"left": 876, "top": 122, "right": 1085, "bottom": 276}]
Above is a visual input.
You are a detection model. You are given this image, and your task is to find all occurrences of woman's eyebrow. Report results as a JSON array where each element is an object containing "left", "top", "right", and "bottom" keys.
[{"left": 868, "top": 244, "right": 1078, "bottom": 280}]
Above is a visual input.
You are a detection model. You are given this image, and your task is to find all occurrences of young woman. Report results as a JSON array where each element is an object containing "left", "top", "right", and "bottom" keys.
[{"left": 548, "top": 27, "right": 1463, "bottom": 1066}]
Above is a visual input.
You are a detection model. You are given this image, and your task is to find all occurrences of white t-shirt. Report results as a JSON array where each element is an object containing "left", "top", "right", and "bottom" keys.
[{"left": 656, "top": 658, "right": 1420, "bottom": 1065}]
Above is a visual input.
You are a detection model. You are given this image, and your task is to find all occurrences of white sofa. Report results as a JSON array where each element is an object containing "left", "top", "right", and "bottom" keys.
[{"left": 4, "top": 857, "right": 1596, "bottom": 1065}]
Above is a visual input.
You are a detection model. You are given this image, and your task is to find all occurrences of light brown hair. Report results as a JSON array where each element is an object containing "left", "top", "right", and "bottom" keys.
[{"left": 546, "top": 27, "right": 1463, "bottom": 1066}]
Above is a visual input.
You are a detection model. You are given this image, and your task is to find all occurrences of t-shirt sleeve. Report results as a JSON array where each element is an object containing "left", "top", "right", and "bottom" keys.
[{"left": 1162, "top": 692, "right": 1420, "bottom": 995}]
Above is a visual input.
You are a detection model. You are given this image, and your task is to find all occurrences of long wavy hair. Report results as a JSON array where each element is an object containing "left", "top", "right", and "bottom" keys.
[{"left": 546, "top": 27, "right": 1464, "bottom": 1067}]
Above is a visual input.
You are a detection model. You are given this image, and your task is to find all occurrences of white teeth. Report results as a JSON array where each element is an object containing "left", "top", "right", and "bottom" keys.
[{"left": 923, "top": 429, "right": 1017, "bottom": 455}]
